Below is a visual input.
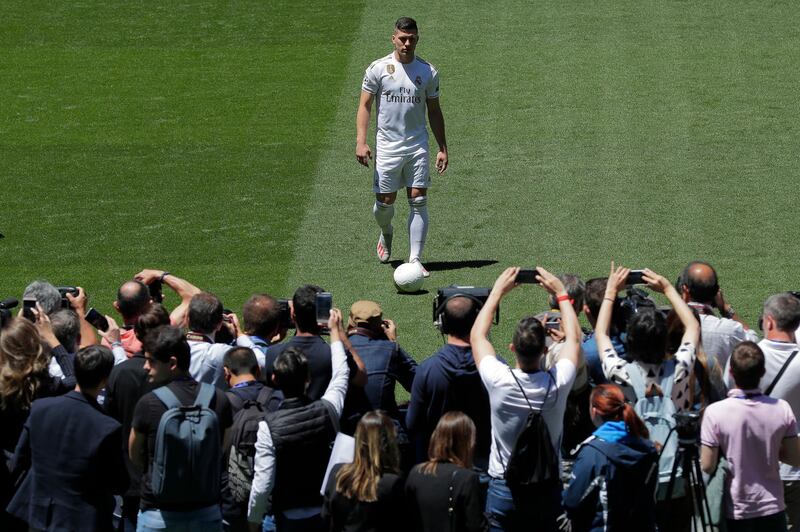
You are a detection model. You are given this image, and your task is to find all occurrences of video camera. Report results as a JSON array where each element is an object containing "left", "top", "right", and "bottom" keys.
[
  {"left": 674, "top": 410, "right": 701, "bottom": 445},
  {"left": 0, "top": 298, "right": 18, "bottom": 329},
  {"left": 618, "top": 287, "right": 669, "bottom": 328},
  {"left": 57, "top": 286, "right": 79, "bottom": 309},
  {"left": 433, "top": 286, "right": 498, "bottom": 331}
]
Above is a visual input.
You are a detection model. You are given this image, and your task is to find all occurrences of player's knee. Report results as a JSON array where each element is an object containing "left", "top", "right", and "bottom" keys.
[{"left": 408, "top": 196, "right": 427, "bottom": 210}]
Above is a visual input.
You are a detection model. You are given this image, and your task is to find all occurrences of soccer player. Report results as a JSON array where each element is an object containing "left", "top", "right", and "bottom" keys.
[{"left": 356, "top": 16, "right": 448, "bottom": 277}]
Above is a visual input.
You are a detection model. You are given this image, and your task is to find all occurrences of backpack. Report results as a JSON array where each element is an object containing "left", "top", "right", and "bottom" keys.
[
  {"left": 628, "top": 359, "right": 683, "bottom": 499},
  {"left": 150, "top": 383, "right": 221, "bottom": 505},
  {"left": 503, "top": 369, "right": 559, "bottom": 491},
  {"left": 227, "top": 386, "right": 275, "bottom": 504}
]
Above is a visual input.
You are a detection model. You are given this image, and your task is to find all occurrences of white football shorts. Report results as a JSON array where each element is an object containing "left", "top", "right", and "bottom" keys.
[{"left": 373, "top": 148, "right": 430, "bottom": 193}]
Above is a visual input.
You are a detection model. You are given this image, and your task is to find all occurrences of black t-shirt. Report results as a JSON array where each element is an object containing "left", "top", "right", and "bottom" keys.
[
  {"left": 131, "top": 378, "right": 233, "bottom": 511},
  {"left": 266, "top": 336, "right": 333, "bottom": 401},
  {"left": 105, "top": 352, "right": 152, "bottom": 497},
  {"left": 322, "top": 463, "right": 405, "bottom": 532}
]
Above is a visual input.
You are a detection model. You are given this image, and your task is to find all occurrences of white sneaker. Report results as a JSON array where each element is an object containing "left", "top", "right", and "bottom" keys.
[
  {"left": 410, "top": 258, "right": 430, "bottom": 278},
  {"left": 377, "top": 233, "right": 392, "bottom": 263}
]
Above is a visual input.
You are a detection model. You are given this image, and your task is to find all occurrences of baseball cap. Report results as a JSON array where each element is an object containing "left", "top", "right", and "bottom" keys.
[{"left": 349, "top": 300, "right": 383, "bottom": 328}]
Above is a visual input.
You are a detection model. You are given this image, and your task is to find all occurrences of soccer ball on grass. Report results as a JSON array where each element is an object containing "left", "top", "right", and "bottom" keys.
[{"left": 393, "top": 262, "right": 425, "bottom": 293}]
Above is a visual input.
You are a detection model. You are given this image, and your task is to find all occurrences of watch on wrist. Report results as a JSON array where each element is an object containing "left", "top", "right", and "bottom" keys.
[{"left": 723, "top": 307, "right": 735, "bottom": 319}]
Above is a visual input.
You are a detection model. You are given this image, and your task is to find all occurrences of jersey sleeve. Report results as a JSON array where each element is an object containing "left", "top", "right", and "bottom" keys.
[
  {"left": 361, "top": 62, "right": 380, "bottom": 94},
  {"left": 426, "top": 67, "right": 440, "bottom": 99}
]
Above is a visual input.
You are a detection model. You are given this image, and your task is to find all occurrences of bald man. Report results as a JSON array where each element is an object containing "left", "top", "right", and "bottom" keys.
[
  {"left": 102, "top": 280, "right": 153, "bottom": 356},
  {"left": 676, "top": 260, "right": 758, "bottom": 367}
]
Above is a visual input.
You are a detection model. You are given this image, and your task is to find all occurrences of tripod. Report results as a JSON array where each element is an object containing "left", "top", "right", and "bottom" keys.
[{"left": 663, "top": 436, "right": 713, "bottom": 531}]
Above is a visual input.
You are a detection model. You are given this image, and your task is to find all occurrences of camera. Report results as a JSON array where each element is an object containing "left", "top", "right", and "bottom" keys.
[
  {"left": 433, "top": 286, "right": 498, "bottom": 331},
  {"left": 148, "top": 280, "right": 164, "bottom": 304},
  {"left": 0, "top": 298, "right": 18, "bottom": 328},
  {"left": 277, "top": 299, "right": 294, "bottom": 330},
  {"left": 618, "top": 287, "right": 669, "bottom": 328},
  {"left": 674, "top": 411, "right": 701, "bottom": 444},
  {"left": 57, "top": 286, "right": 79, "bottom": 309}
]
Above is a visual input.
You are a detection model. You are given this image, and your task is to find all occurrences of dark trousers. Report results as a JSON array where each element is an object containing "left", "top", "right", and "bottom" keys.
[
  {"left": 727, "top": 511, "right": 788, "bottom": 532},
  {"left": 275, "top": 513, "right": 325, "bottom": 532}
]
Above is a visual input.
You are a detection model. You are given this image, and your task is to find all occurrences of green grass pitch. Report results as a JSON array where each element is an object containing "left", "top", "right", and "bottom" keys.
[{"left": 2, "top": 1, "right": 799, "bottom": 372}]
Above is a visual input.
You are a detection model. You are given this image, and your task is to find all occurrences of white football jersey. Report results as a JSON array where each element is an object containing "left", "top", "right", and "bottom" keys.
[{"left": 362, "top": 53, "right": 440, "bottom": 156}]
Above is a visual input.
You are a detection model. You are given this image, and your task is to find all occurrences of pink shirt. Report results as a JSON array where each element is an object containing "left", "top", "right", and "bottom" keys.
[
  {"left": 701, "top": 389, "right": 798, "bottom": 520},
  {"left": 101, "top": 327, "right": 142, "bottom": 358}
]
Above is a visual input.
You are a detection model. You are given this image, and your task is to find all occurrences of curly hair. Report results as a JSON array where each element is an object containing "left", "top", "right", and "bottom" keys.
[{"left": 0, "top": 317, "right": 51, "bottom": 410}]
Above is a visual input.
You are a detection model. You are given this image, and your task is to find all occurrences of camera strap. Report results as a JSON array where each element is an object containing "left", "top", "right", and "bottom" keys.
[{"left": 765, "top": 350, "right": 799, "bottom": 397}]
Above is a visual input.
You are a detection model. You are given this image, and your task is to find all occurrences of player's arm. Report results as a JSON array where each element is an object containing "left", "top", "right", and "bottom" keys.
[
  {"left": 356, "top": 90, "right": 374, "bottom": 167},
  {"left": 427, "top": 97, "right": 448, "bottom": 174}
]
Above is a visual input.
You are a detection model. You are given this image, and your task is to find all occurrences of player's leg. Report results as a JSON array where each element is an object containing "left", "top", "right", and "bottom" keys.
[
  {"left": 404, "top": 149, "right": 431, "bottom": 276},
  {"left": 373, "top": 154, "right": 402, "bottom": 263}
]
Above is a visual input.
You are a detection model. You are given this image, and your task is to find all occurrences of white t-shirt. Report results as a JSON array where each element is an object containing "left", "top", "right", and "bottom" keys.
[
  {"left": 361, "top": 53, "right": 439, "bottom": 156},
  {"left": 478, "top": 356, "right": 576, "bottom": 479}
]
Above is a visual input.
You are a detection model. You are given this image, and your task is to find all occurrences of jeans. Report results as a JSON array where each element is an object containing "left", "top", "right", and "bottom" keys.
[
  {"left": 727, "top": 511, "right": 788, "bottom": 532},
  {"left": 137, "top": 505, "right": 222, "bottom": 532},
  {"left": 486, "top": 477, "right": 558, "bottom": 532}
]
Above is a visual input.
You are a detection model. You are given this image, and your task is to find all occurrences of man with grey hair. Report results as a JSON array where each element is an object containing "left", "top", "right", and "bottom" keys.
[
  {"left": 749, "top": 292, "right": 800, "bottom": 527},
  {"left": 22, "top": 280, "right": 62, "bottom": 315},
  {"left": 50, "top": 309, "right": 81, "bottom": 353}
]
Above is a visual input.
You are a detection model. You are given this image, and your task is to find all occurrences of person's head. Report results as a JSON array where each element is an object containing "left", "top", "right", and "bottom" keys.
[
  {"left": 188, "top": 292, "right": 224, "bottom": 335},
  {"left": 677, "top": 261, "right": 719, "bottom": 305},
  {"left": 74, "top": 345, "right": 115, "bottom": 392},
  {"left": 625, "top": 308, "right": 668, "bottom": 364},
  {"left": 548, "top": 274, "right": 585, "bottom": 314},
  {"left": 115, "top": 280, "right": 152, "bottom": 323},
  {"left": 142, "top": 325, "right": 190, "bottom": 386},
  {"left": 590, "top": 384, "right": 649, "bottom": 439},
  {"left": 762, "top": 293, "right": 800, "bottom": 336},
  {"left": 0, "top": 317, "right": 49, "bottom": 407},
  {"left": 421, "top": 411, "right": 476, "bottom": 474},
  {"left": 272, "top": 346, "right": 309, "bottom": 398},
  {"left": 50, "top": 308, "right": 80, "bottom": 353},
  {"left": 665, "top": 307, "right": 702, "bottom": 355},
  {"left": 23, "top": 280, "right": 61, "bottom": 315},
  {"left": 243, "top": 294, "right": 281, "bottom": 339},
  {"left": 335, "top": 411, "right": 399, "bottom": 502},
  {"left": 348, "top": 300, "right": 384, "bottom": 334},
  {"left": 511, "top": 316, "right": 547, "bottom": 371},
  {"left": 441, "top": 296, "right": 480, "bottom": 340},
  {"left": 223, "top": 346, "right": 259, "bottom": 386},
  {"left": 292, "top": 285, "right": 324, "bottom": 334},
  {"left": 392, "top": 17, "right": 419, "bottom": 62},
  {"left": 134, "top": 303, "right": 171, "bottom": 343},
  {"left": 583, "top": 277, "right": 607, "bottom": 323},
  {"left": 729, "top": 341, "right": 766, "bottom": 390}
]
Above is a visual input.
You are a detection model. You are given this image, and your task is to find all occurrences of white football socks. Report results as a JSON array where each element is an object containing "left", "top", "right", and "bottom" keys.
[
  {"left": 407, "top": 195, "right": 428, "bottom": 261},
  {"left": 373, "top": 201, "right": 395, "bottom": 236}
]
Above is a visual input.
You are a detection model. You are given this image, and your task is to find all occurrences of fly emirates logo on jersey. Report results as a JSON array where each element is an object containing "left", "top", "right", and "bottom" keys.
[{"left": 383, "top": 86, "right": 421, "bottom": 104}]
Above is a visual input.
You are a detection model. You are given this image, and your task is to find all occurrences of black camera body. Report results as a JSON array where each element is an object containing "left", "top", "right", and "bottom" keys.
[
  {"left": 57, "top": 286, "right": 79, "bottom": 308},
  {"left": 433, "top": 286, "right": 498, "bottom": 332},
  {"left": 0, "top": 298, "right": 18, "bottom": 328},
  {"left": 277, "top": 299, "right": 295, "bottom": 330},
  {"left": 674, "top": 410, "right": 701, "bottom": 444},
  {"left": 618, "top": 287, "right": 669, "bottom": 328}
]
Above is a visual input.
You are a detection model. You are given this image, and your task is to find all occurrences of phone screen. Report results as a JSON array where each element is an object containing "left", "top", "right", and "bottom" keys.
[
  {"left": 22, "top": 298, "right": 37, "bottom": 321},
  {"left": 84, "top": 308, "right": 110, "bottom": 332},
  {"left": 315, "top": 292, "right": 332, "bottom": 325},
  {"left": 626, "top": 270, "right": 645, "bottom": 285},
  {"left": 516, "top": 269, "right": 540, "bottom": 284}
]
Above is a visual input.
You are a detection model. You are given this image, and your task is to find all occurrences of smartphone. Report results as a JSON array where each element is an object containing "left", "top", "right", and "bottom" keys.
[
  {"left": 626, "top": 270, "right": 645, "bottom": 285},
  {"left": 516, "top": 269, "right": 540, "bottom": 284},
  {"left": 84, "top": 308, "right": 109, "bottom": 332},
  {"left": 315, "top": 292, "right": 333, "bottom": 325},
  {"left": 22, "top": 298, "right": 37, "bottom": 321},
  {"left": 148, "top": 280, "right": 164, "bottom": 304},
  {"left": 278, "top": 299, "right": 294, "bottom": 329},
  {"left": 545, "top": 318, "right": 561, "bottom": 331}
]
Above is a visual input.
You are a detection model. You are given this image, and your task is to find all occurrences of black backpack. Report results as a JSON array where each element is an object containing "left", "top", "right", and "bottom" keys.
[
  {"left": 503, "top": 369, "right": 559, "bottom": 490},
  {"left": 227, "top": 386, "right": 274, "bottom": 504}
]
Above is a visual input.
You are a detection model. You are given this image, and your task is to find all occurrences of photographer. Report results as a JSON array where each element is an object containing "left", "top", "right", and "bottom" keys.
[
  {"left": 241, "top": 294, "right": 288, "bottom": 355},
  {"left": 24, "top": 281, "right": 98, "bottom": 352},
  {"left": 133, "top": 269, "right": 201, "bottom": 328},
  {"left": 701, "top": 342, "right": 800, "bottom": 531},
  {"left": 596, "top": 264, "right": 699, "bottom": 532},
  {"left": 102, "top": 279, "right": 154, "bottom": 357}
]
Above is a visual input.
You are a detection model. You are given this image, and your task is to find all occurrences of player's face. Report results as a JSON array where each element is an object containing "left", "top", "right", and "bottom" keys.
[{"left": 392, "top": 29, "right": 418, "bottom": 62}]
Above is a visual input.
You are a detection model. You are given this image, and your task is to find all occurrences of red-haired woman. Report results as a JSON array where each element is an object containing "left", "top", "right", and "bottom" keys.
[{"left": 562, "top": 384, "right": 658, "bottom": 532}]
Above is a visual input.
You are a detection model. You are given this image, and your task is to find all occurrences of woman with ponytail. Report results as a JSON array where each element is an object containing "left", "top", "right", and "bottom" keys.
[
  {"left": 322, "top": 411, "right": 404, "bottom": 531},
  {"left": 562, "top": 384, "right": 658, "bottom": 532}
]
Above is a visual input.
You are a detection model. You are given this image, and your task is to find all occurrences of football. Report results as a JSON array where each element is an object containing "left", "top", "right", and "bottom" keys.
[{"left": 393, "top": 262, "right": 425, "bottom": 293}]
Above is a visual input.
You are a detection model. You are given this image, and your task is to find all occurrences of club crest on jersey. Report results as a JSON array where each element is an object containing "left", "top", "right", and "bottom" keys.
[
  {"left": 387, "top": 64, "right": 395, "bottom": 74},
  {"left": 414, "top": 75, "right": 422, "bottom": 85}
]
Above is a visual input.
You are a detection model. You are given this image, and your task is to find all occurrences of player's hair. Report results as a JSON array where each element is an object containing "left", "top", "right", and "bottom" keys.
[
  {"left": 394, "top": 17, "right": 418, "bottom": 33},
  {"left": 223, "top": 347, "right": 259, "bottom": 377},
  {"left": 292, "top": 285, "right": 323, "bottom": 334},
  {"left": 243, "top": 294, "right": 281, "bottom": 338}
]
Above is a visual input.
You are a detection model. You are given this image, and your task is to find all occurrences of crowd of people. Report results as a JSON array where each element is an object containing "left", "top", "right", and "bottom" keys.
[{"left": 1, "top": 260, "right": 799, "bottom": 532}]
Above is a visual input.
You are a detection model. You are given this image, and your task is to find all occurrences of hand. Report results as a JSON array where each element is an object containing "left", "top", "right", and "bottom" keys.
[
  {"left": 66, "top": 286, "right": 88, "bottom": 313},
  {"left": 642, "top": 268, "right": 671, "bottom": 294},
  {"left": 222, "top": 313, "right": 241, "bottom": 337},
  {"left": 33, "top": 303, "right": 59, "bottom": 347},
  {"left": 327, "top": 308, "right": 344, "bottom": 342},
  {"left": 382, "top": 319, "right": 397, "bottom": 342},
  {"left": 606, "top": 262, "right": 631, "bottom": 297},
  {"left": 714, "top": 289, "right": 729, "bottom": 312},
  {"left": 134, "top": 269, "right": 165, "bottom": 285},
  {"left": 546, "top": 326, "right": 566, "bottom": 343},
  {"left": 491, "top": 267, "right": 520, "bottom": 298},
  {"left": 435, "top": 149, "right": 448, "bottom": 174},
  {"left": 98, "top": 315, "right": 121, "bottom": 344},
  {"left": 270, "top": 327, "right": 288, "bottom": 345},
  {"left": 356, "top": 143, "right": 372, "bottom": 167},
  {"left": 535, "top": 267, "right": 566, "bottom": 296}
]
